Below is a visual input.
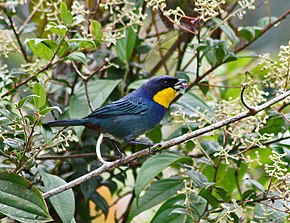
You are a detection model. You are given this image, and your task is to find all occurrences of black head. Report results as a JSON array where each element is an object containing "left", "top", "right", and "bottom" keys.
[
  {"left": 139, "top": 76, "right": 188, "bottom": 108},
  {"left": 142, "top": 76, "right": 187, "bottom": 96}
]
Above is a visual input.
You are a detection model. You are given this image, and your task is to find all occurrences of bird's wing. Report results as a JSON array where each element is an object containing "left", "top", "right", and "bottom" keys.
[{"left": 86, "top": 99, "right": 149, "bottom": 118}]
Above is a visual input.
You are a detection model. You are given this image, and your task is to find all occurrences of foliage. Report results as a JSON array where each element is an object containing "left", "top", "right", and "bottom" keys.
[{"left": 0, "top": 0, "right": 290, "bottom": 222}]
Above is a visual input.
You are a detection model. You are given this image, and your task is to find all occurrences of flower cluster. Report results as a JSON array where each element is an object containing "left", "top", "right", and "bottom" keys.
[
  {"left": 236, "top": 0, "right": 256, "bottom": 19},
  {"left": 101, "top": 1, "right": 146, "bottom": 46},
  {"left": 145, "top": 0, "right": 166, "bottom": 11},
  {"left": 265, "top": 151, "right": 288, "bottom": 180},
  {"left": 0, "top": 30, "right": 18, "bottom": 58},
  {"left": 259, "top": 42, "right": 290, "bottom": 92},
  {"left": 194, "top": 0, "right": 225, "bottom": 22}
]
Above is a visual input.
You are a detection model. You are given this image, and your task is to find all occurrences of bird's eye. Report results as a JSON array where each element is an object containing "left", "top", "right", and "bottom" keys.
[{"left": 163, "top": 80, "right": 169, "bottom": 86}]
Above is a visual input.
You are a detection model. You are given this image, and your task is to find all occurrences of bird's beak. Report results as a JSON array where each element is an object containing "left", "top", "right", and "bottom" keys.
[{"left": 174, "top": 79, "right": 188, "bottom": 91}]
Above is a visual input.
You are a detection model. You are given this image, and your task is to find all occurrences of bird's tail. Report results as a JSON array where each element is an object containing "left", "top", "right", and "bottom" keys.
[{"left": 44, "top": 119, "right": 86, "bottom": 127}]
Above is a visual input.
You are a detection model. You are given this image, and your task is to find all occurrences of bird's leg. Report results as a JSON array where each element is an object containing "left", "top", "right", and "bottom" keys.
[
  {"left": 96, "top": 134, "right": 112, "bottom": 165},
  {"left": 111, "top": 140, "right": 126, "bottom": 160}
]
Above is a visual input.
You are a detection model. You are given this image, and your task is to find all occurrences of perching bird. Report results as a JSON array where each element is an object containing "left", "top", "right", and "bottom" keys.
[{"left": 45, "top": 76, "right": 187, "bottom": 159}]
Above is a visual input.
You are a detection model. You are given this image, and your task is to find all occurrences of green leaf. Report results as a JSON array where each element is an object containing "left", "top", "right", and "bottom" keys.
[
  {"left": 247, "top": 179, "right": 265, "bottom": 192},
  {"left": 33, "top": 83, "right": 47, "bottom": 109},
  {"left": 253, "top": 200, "right": 288, "bottom": 222},
  {"left": 69, "top": 79, "right": 121, "bottom": 119},
  {"left": 60, "top": 2, "right": 73, "bottom": 26},
  {"left": 201, "top": 140, "right": 222, "bottom": 156},
  {"left": 41, "top": 172, "right": 75, "bottom": 223},
  {"left": 89, "top": 20, "right": 103, "bottom": 42},
  {"left": 199, "top": 188, "right": 219, "bottom": 209},
  {"left": 135, "top": 152, "right": 191, "bottom": 202},
  {"left": 150, "top": 195, "right": 192, "bottom": 223},
  {"left": 198, "top": 81, "right": 209, "bottom": 96},
  {"left": 68, "top": 38, "right": 98, "bottom": 50},
  {"left": 39, "top": 106, "right": 62, "bottom": 116},
  {"left": 187, "top": 170, "right": 213, "bottom": 188},
  {"left": 128, "top": 79, "right": 148, "bottom": 90},
  {"left": 45, "top": 22, "right": 68, "bottom": 36},
  {"left": 115, "top": 28, "right": 137, "bottom": 64},
  {"left": 90, "top": 192, "right": 109, "bottom": 218},
  {"left": 0, "top": 172, "right": 51, "bottom": 222},
  {"left": 258, "top": 17, "right": 278, "bottom": 28},
  {"left": 65, "top": 52, "right": 87, "bottom": 64},
  {"left": 174, "top": 91, "right": 214, "bottom": 117},
  {"left": 150, "top": 194, "right": 207, "bottom": 223},
  {"left": 26, "top": 39, "right": 57, "bottom": 61},
  {"left": 128, "top": 177, "right": 184, "bottom": 222},
  {"left": 213, "top": 186, "right": 230, "bottom": 202},
  {"left": 41, "top": 125, "right": 53, "bottom": 144},
  {"left": 202, "top": 38, "right": 237, "bottom": 66},
  {"left": 259, "top": 115, "right": 285, "bottom": 135},
  {"left": 175, "top": 71, "right": 190, "bottom": 82},
  {"left": 242, "top": 189, "right": 256, "bottom": 201},
  {"left": 17, "top": 94, "right": 38, "bottom": 108},
  {"left": 213, "top": 18, "right": 239, "bottom": 46}
]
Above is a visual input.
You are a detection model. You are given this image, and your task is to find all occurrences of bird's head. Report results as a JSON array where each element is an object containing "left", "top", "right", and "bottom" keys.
[{"left": 141, "top": 76, "right": 188, "bottom": 108}]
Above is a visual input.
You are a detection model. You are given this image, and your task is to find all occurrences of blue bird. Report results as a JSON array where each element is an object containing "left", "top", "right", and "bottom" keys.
[{"left": 45, "top": 76, "right": 187, "bottom": 156}]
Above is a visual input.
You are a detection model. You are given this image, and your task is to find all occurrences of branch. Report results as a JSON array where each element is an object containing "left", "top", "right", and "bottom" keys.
[{"left": 43, "top": 89, "right": 290, "bottom": 199}]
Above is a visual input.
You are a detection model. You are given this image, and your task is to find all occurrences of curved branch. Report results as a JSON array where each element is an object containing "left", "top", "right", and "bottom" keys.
[{"left": 43, "top": 89, "right": 290, "bottom": 199}]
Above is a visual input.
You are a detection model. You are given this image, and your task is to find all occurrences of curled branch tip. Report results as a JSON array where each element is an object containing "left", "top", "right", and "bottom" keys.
[{"left": 241, "top": 84, "right": 257, "bottom": 115}]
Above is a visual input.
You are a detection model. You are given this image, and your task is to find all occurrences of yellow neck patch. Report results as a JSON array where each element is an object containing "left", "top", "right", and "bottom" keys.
[{"left": 153, "top": 87, "right": 176, "bottom": 108}]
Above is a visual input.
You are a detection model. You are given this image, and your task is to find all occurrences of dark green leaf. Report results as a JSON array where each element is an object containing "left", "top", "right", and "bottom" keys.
[
  {"left": 146, "top": 126, "right": 162, "bottom": 143},
  {"left": 199, "top": 188, "right": 220, "bottom": 209},
  {"left": 60, "top": 2, "right": 73, "bottom": 26},
  {"left": 0, "top": 172, "right": 51, "bottom": 222},
  {"left": 242, "top": 189, "right": 256, "bottom": 201},
  {"left": 213, "top": 186, "right": 230, "bottom": 202},
  {"left": 198, "top": 81, "right": 209, "bottom": 96},
  {"left": 150, "top": 195, "right": 192, "bottom": 223},
  {"left": 41, "top": 172, "right": 75, "bottom": 223},
  {"left": 90, "top": 192, "right": 109, "bottom": 218},
  {"left": 187, "top": 170, "right": 213, "bottom": 188},
  {"left": 128, "top": 177, "right": 184, "bottom": 222},
  {"left": 135, "top": 152, "right": 191, "bottom": 202},
  {"left": 33, "top": 83, "right": 47, "bottom": 109},
  {"left": 260, "top": 115, "right": 285, "bottom": 135},
  {"left": 65, "top": 52, "right": 87, "bottom": 64}
]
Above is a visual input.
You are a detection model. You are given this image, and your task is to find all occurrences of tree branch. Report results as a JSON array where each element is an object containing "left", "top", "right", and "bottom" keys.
[{"left": 43, "top": 89, "right": 290, "bottom": 199}]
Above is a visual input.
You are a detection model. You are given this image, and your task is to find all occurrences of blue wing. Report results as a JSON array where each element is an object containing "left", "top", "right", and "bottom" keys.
[{"left": 86, "top": 99, "right": 149, "bottom": 119}]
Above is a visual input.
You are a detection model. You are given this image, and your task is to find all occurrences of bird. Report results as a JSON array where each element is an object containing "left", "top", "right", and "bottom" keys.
[{"left": 44, "top": 76, "right": 188, "bottom": 161}]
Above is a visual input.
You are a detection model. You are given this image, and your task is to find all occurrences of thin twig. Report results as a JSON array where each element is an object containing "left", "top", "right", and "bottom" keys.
[
  {"left": 43, "top": 89, "right": 290, "bottom": 199},
  {"left": 3, "top": 10, "right": 29, "bottom": 62}
]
